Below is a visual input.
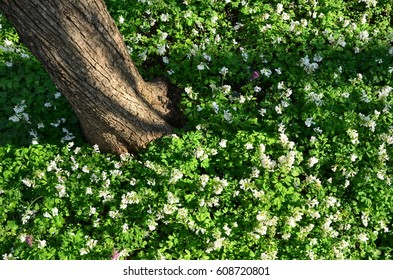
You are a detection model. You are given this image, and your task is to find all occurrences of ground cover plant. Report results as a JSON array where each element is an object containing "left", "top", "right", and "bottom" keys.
[{"left": 0, "top": 0, "right": 393, "bottom": 260}]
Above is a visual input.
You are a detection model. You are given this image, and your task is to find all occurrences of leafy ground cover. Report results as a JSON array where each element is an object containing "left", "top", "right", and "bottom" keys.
[{"left": 0, "top": 0, "right": 393, "bottom": 259}]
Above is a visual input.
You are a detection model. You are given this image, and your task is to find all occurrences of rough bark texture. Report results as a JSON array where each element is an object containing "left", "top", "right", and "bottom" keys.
[{"left": 0, "top": 0, "right": 181, "bottom": 155}]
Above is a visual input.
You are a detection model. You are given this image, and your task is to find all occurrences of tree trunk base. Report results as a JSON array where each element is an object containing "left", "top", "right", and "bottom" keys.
[{"left": 0, "top": 0, "right": 187, "bottom": 155}]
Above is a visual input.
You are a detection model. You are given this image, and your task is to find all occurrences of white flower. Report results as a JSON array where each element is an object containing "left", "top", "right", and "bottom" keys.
[
  {"left": 109, "top": 210, "right": 120, "bottom": 219},
  {"left": 37, "top": 240, "right": 46, "bottom": 249},
  {"left": 219, "top": 139, "right": 227, "bottom": 148},
  {"left": 308, "top": 156, "right": 319, "bottom": 167},
  {"left": 358, "top": 233, "right": 369, "bottom": 242},
  {"left": 223, "top": 224, "right": 231, "bottom": 236},
  {"left": 200, "top": 174, "right": 209, "bottom": 187},
  {"left": 219, "top": 67, "right": 228, "bottom": 75},
  {"left": 259, "top": 108, "right": 267, "bottom": 116},
  {"left": 310, "top": 238, "right": 318, "bottom": 246},
  {"left": 86, "top": 238, "right": 98, "bottom": 249},
  {"left": 197, "top": 62, "right": 206, "bottom": 70},
  {"left": 21, "top": 178, "right": 34, "bottom": 188},
  {"left": 260, "top": 68, "right": 272, "bottom": 77},
  {"left": 4, "top": 38, "right": 13, "bottom": 46},
  {"left": 43, "top": 212, "right": 51, "bottom": 218},
  {"left": 93, "top": 218, "right": 100, "bottom": 227},
  {"left": 287, "top": 217, "right": 297, "bottom": 227},
  {"left": 169, "top": 169, "right": 183, "bottom": 184},
  {"left": 223, "top": 110, "right": 232, "bottom": 122},
  {"left": 300, "top": 56, "right": 319, "bottom": 73},
  {"left": 82, "top": 165, "right": 90, "bottom": 173},
  {"left": 262, "top": 13, "right": 270, "bottom": 21},
  {"left": 213, "top": 237, "right": 225, "bottom": 250},
  {"left": 222, "top": 85, "right": 231, "bottom": 94},
  {"left": 307, "top": 199, "right": 319, "bottom": 208},
  {"left": 347, "top": 129, "right": 359, "bottom": 145},
  {"left": 361, "top": 212, "right": 370, "bottom": 227},
  {"left": 313, "top": 54, "right": 323, "bottom": 62},
  {"left": 122, "top": 224, "right": 129, "bottom": 233},
  {"left": 163, "top": 203, "right": 177, "bottom": 215},
  {"left": 160, "top": 13, "right": 170, "bottom": 22},
  {"left": 234, "top": 22, "right": 244, "bottom": 31},
  {"left": 245, "top": 142, "right": 254, "bottom": 150},
  {"left": 120, "top": 191, "right": 140, "bottom": 208},
  {"left": 251, "top": 167, "right": 260, "bottom": 178},
  {"left": 282, "top": 233, "right": 291, "bottom": 240},
  {"left": 185, "top": 86, "right": 193, "bottom": 96},
  {"left": 276, "top": 3, "right": 284, "bottom": 14},
  {"left": 55, "top": 184, "right": 67, "bottom": 197},
  {"left": 93, "top": 144, "right": 100, "bottom": 153},
  {"left": 359, "top": 30, "right": 369, "bottom": 42},
  {"left": 80, "top": 248, "right": 89, "bottom": 255},
  {"left": 14, "top": 101, "right": 27, "bottom": 114},
  {"left": 282, "top": 12, "right": 290, "bottom": 20},
  {"left": 157, "top": 44, "right": 166, "bottom": 55},
  {"left": 254, "top": 86, "right": 262, "bottom": 93},
  {"left": 214, "top": 184, "right": 223, "bottom": 195},
  {"left": 378, "top": 86, "right": 392, "bottom": 100},
  {"left": 203, "top": 53, "right": 211, "bottom": 61},
  {"left": 241, "top": 50, "right": 248, "bottom": 61},
  {"left": 337, "top": 37, "right": 346, "bottom": 47},
  {"left": 9, "top": 115, "right": 20, "bottom": 122},
  {"left": 358, "top": 0, "right": 377, "bottom": 8},
  {"left": 212, "top": 102, "right": 219, "bottom": 113},
  {"left": 89, "top": 207, "right": 96, "bottom": 216},
  {"left": 305, "top": 118, "right": 314, "bottom": 127},
  {"left": 260, "top": 154, "right": 276, "bottom": 171},
  {"left": 275, "top": 104, "right": 283, "bottom": 114},
  {"left": 119, "top": 16, "right": 125, "bottom": 24},
  {"left": 195, "top": 147, "right": 205, "bottom": 159},
  {"left": 326, "top": 196, "right": 338, "bottom": 207},
  {"left": 52, "top": 207, "right": 59, "bottom": 217},
  {"left": 148, "top": 220, "right": 157, "bottom": 231}
]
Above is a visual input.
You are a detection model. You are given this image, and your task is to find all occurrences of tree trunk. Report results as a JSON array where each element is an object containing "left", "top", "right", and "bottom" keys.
[{"left": 0, "top": 0, "right": 181, "bottom": 155}]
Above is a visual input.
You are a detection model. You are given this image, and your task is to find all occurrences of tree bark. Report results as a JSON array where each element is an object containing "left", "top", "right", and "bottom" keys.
[{"left": 0, "top": 0, "right": 181, "bottom": 155}]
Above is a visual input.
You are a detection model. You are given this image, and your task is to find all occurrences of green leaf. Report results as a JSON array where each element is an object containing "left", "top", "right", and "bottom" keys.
[{"left": 6, "top": 220, "right": 18, "bottom": 232}]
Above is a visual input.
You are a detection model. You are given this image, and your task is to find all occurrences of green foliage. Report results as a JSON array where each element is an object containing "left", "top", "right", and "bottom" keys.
[{"left": 1, "top": 0, "right": 393, "bottom": 260}]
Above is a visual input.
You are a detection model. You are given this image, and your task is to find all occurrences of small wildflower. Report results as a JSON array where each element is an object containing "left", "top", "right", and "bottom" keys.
[
  {"left": 111, "top": 249, "right": 120, "bottom": 260},
  {"left": 305, "top": 118, "right": 315, "bottom": 127},
  {"left": 252, "top": 71, "right": 260, "bottom": 80},
  {"left": 359, "top": 30, "right": 369, "bottom": 42},
  {"left": 37, "top": 240, "right": 46, "bottom": 249},
  {"left": 80, "top": 248, "right": 89, "bottom": 255},
  {"left": 358, "top": 233, "right": 369, "bottom": 242},
  {"left": 219, "top": 139, "right": 227, "bottom": 148},
  {"left": 26, "top": 235, "right": 33, "bottom": 247},
  {"left": 219, "top": 67, "right": 228, "bottom": 75},
  {"left": 308, "top": 156, "right": 319, "bottom": 167},
  {"left": 245, "top": 142, "right": 254, "bottom": 150},
  {"left": 160, "top": 13, "right": 170, "bottom": 22}
]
